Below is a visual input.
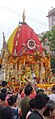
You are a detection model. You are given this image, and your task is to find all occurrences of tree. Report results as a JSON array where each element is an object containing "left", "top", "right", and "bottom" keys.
[
  {"left": 51, "top": 57, "right": 55, "bottom": 74},
  {"left": 41, "top": 26, "right": 55, "bottom": 73}
]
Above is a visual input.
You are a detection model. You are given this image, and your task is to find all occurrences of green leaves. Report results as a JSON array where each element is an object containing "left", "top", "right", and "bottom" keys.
[
  {"left": 41, "top": 26, "right": 55, "bottom": 73},
  {"left": 41, "top": 26, "right": 55, "bottom": 54}
]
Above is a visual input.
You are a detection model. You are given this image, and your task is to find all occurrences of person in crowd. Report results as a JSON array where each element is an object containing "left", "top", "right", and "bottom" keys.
[
  {"left": 18, "top": 87, "right": 23, "bottom": 105},
  {"left": 1, "top": 88, "right": 7, "bottom": 95},
  {"left": 21, "top": 83, "right": 36, "bottom": 99},
  {"left": 1, "top": 80, "right": 12, "bottom": 93},
  {"left": 1, "top": 81, "right": 7, "bottom": 88},
  {"left": 43, "top": 100, "right": 55, "bottom": 119},
  {"left": 29, "top": 86, "right": 36, "bottom": 99},
  {"left": 5, "top": 91, "right": 12, "bottom": 105},
  {"left": 7, "top": 95, "right": 19, "bottom": 119},
  {"left": 20, "top": 84, "right": 33, "bottom": 119},
  {"left": 0, "top": 92, "right": 6, "bottom": 106},
  {"left": 28, "top": 93, "right": 50, "bottom": 119},
  {"left": 0, "top": 106, "right": 14, "bottom": 119},
  {"left": 0, "top": 104, "right": 3, "bottom": 116},
  {"left": 26, "top": 98, "right": 36, "bottom": 119},
  {"left": 1, "top": 81, "right": 7, "bottom": 93},
  {"left": 48, "top": 85, "right": 55, "bottom": 103},
  {"left": 36, "top": 88, "right": 45, "bottom": 95}
]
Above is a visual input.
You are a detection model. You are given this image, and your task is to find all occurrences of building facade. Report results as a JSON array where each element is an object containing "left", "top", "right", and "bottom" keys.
[{"left": 47, "top": 8, "right": 55, "bottom": 30}]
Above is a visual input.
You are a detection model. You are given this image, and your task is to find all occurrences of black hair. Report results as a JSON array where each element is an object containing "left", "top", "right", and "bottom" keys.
[
  {"left": 35, "top": 94, "right": 50, "bottom": 109},
  {"left": 24, "top": 84, "right": 33, "bottom": 96},
  {"left": 0, "top": 106, "right": 14, "bottom": 119},
  {"left": 2, "top": 81, "right": 7, "bottom": 87},
  {"left": 29, "top": 98, "right": 36, "bottom": 109},
  {"left": 43, "top": 100, "right": 55, "bottom": 116},
  {"left": 36, "top": 89, "right": 44, "bottom": 94},
  {"left": 7, "top": 95, "right": 16, "bottom": 106}
]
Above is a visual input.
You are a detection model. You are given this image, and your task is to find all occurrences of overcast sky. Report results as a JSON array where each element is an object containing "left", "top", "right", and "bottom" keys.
[{"left": 0, "top": 0, "right": 55, "bottom": 50}]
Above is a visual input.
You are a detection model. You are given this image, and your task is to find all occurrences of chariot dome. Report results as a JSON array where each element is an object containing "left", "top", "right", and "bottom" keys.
[{"left": 7, "top": 11, "right": 43, "bottom": 56}]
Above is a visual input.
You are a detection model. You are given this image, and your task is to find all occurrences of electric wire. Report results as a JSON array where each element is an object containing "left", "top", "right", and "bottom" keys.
[{"left": 0, "top": 4, "right": 47, "bottom": 27}]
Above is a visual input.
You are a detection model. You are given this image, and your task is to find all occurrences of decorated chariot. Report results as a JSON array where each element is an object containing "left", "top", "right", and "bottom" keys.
[{"left": 0, "top": 11, "right": 55, "bottom": 92}]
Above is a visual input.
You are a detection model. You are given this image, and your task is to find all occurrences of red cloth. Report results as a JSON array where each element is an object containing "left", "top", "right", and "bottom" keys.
[
  {"left": 12, "top": 24, "right": 43, "bottom": 55},
  {"left": 21, "top": 92, "right": 36, "bottom": 99},
  {"left": 21, "top": 92, "right": 25, "bottom": 98},
  {"left": 30, "top": 92, "right": 36, "bottom": 99}
]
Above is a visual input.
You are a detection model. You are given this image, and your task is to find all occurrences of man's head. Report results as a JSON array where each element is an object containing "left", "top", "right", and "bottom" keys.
[
  {"left": 43, "top": 100, "right": 55, "bottom": 117},
  {"left": 2, "top": 81, "right": 7, "bottom": 87},
  {"left": 24, "top": 84, "right": 33, "bottom": 96},
  {"left": 36, "top": 89, "right": 45, "bottom": 95},
  {"left": 35, "top": 94, "right": 49, "bottom": 110},
  {"left": 7, "top": 95, "right": 16, "bottom": 106}
]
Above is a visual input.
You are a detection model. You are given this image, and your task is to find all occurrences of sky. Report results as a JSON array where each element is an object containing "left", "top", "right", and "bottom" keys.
[{"left": 0, "top": 0, "right": 55, "bottom": 50}]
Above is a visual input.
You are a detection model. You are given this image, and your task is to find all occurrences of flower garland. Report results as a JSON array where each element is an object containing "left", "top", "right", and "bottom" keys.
[
  {"left": 27, "top": 55, "right": 34, "bottom": 62},
  {"left": 11, "top": 57, "right": 19, "bottom": 64}
]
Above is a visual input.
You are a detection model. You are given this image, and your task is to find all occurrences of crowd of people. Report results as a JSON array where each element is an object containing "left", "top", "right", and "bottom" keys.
[{"left": 0, "top": 80, "right": 55, "bottom": 119}]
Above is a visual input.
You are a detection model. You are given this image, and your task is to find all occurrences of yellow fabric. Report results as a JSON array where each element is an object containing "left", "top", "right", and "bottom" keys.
[{"left": 7, "top": 27, "right": 18, "bottom": 53}]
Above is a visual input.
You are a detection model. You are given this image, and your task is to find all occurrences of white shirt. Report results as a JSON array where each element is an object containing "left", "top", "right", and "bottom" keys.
[
  {"left": 48, "top": 93, "right": 55, "bottom": 103},
  {"left": 26, "top": 110, "right": 32, "bottom": 119}
]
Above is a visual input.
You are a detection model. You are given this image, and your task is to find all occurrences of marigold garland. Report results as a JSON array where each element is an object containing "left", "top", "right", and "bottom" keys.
[
  {"left": 27, "top": 55, "right": 34, "bottom": 62},
  {"left": 11, "top": 57, "right": 19, "bottom": 64}
]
